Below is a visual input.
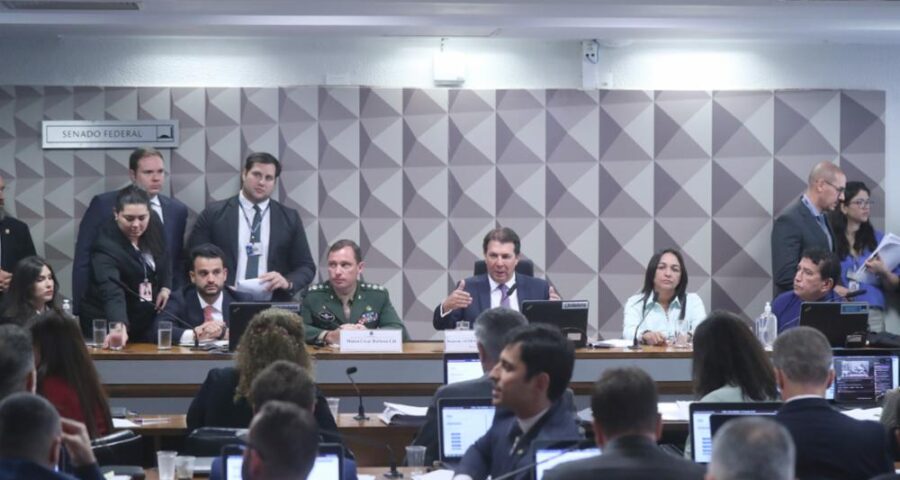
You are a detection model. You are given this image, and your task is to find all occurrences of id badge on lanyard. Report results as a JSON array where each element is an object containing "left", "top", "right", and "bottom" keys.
[
  {"left": 139, "top": 280, "right": 153, "bottom": 302},
  {"left": 246, "top": 243, "right": 262, "bottom": 257}
]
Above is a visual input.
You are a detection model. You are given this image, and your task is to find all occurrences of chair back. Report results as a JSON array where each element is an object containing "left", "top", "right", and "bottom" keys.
[
  {"left": 473, "top": 258, "right": 534, "bottom": 277},
  {"left": 184, "top": 427, "right": 246, "bottom": 457},
  {"left": 90, "top": 429, "right": 143, "bottom": 467}
]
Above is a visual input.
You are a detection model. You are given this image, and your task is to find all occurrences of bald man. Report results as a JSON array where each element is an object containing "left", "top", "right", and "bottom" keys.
[{"left": 771, "top": 161, "right": 846, "bottom": 294}]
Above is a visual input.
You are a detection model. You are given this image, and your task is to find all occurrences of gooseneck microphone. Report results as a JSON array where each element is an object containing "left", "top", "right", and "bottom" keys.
[
  {"left": 346, "top": 366, "right": 368, "bottom": 420},
  {"left": 628, "top": 291, "right": 658, "bottom": 351},
  {"left": 320, "top": 428, "right": 402, "bottom": 478},
  {"left": 844, "top": 289, "right": 868, "bottom": 299},
  {"left": 107, "top": 276, "right": 200, "bottom": 350}
]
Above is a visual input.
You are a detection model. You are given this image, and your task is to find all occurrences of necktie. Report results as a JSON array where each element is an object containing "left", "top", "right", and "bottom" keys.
[
  {"left": 203, "top": 305, "right": 214, "bottom": 324},
  {"left": 150, "top": 198, "right": 164, "bottom": 224},
  {"left": 245, "top": 205, "right": 262, "bottom": 279},
  {"left": 500, "top": 283, "right": 510, "bottom": 308}
]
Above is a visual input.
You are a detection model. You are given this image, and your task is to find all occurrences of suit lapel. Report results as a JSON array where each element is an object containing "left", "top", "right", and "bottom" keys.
[
  {"left": 184, "top": 287, "right": 203, "bottom": 326},
  {"left": 265, "top": 201, "right": 282, "bottom": 265},
  {"left": 477, "top": 276, "right": 492, "bottom": 312}
]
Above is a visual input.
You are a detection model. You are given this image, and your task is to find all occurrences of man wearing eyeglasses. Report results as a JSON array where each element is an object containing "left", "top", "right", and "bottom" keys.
[{"left": 771, "top": 161, "right": 846, "bottom": 295}]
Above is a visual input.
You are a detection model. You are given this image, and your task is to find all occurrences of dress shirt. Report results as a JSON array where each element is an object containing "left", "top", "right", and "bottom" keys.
[
  {"left": 801, "top": 194, "right": 832, "bottom": 251},
  {"left": 149, "top": 195, "right": 164, "bottom": 224},
  {"left": 489, "top": 273, "right": 519, "bottom": 311},
  {"left": 621, "top": 293, "right": 706, "bottom": 340},
  {"left": 179, "top": 291, "right": 224, "bottom": 345},
  {"left": 234, "top": 191, "right": 271, "bottom": 284}
]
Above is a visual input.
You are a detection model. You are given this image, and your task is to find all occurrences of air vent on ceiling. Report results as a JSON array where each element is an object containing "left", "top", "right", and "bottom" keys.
[{"left": 2, "top": 0, "right": 140, "bottom": 10}]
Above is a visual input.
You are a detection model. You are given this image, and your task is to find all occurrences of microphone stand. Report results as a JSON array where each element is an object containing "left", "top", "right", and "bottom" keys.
[
  {"left": 346, "top": 366, "right": 369, "bottom": 420},
  {"left": 628, "top": 291, "right": 658, "bottom": 351}
]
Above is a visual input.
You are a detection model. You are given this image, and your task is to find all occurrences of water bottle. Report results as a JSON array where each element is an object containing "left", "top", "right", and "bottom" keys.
[
  {"left": 756, "top": 302, "right": 777, "bottom": 348},
  {"left": 61, "top": 299, "right": 73, "bottom": 318}
]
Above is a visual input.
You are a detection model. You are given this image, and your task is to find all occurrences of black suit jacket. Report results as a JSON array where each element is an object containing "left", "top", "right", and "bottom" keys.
[
  {"left": 776, "top": 397, "right": 893, "bottom": 480},
  {"left": 432, "top": 274, "right": 550, "bottom": 330},
  {"left": 412, "top": 375, "right": 494, "bottom": 465},
  {"left": 771, "top": 197, "right": 834, "bottom": 294},
  {"left": 152, "top": 285, "right": 251, "bottom": 340},
  {"left": 185, "top": 367, "right": 342, "bottom": 447},
  {"left": 543, "top": 435, "right": 705, "bottom": 480},
  {"left": 0, "top": 458, "right": 103, "bottom": 480},
  {"left": 187, "top": 196, "right": 315, "bottom": 301},
  {"left": 0, "top": 216, "right": 36, "bottom": 272},
  {"left": 79, "top": 219, "right": 172, "bottom": 342},
  {"left": 73, "top": 191, "right": 187, "bottom": 312}
]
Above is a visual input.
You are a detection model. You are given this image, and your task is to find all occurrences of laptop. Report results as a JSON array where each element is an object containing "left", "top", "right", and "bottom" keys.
[
  {"left": 437, "top": 398, "right": 496, "bottom": 467},
  {"left": 533, "top": 438, "right": 601, "bottom": 480},
  {"left": 521, "top": 300, "right": 589, "bottom": 348},
  {"left": 826, "top": 349, "right": 900, "bottom": 406},
  {"left": 799, "top": 302, "right": 869, "bottom": 347},
  {"left": 228, "top": 302, "right": 301, "bottom": 351},
  {"left": 689, "top": 402, "right": 782, "bottom": 463},
  {"left": 223, "top": 443, "right": 343, "bottom": 480},
  {"left": 443, "top": 353, "right": 483, "bottom": 385}
]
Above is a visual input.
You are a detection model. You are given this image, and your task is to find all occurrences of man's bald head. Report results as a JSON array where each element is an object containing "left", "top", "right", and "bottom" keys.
[
  {"left": 806, "top": 161, "right": 845, "bottom": 212},
  {"left": 807, "top": 161, "right": 843, "bottom": 186}
]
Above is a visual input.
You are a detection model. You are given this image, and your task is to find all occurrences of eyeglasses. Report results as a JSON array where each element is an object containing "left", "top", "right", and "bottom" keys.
[
  {"left": 824, "top": 180, "right": 845, "bottom": 195},
  {"left": 849, "top": 199, "right": 874, "bottom": 208}
]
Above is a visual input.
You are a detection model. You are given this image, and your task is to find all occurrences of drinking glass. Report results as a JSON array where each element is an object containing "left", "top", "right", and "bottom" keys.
[
  {"left": 157, "top": 321, "right": 173, "bottom": 350},
  {"left": 91, "top": 319, "right": 107, "bottom": 348}
]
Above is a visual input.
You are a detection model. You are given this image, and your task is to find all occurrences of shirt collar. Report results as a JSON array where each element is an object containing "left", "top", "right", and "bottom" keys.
[
  {"left": 239, "top": 190, "right": 270, "bottom": 212},
  {"left": 801, "top": 194, "right": 823, "bottom": 218},
  {"left": 488, "top": 272, "right": 518, "bottom": 292},
  {"left": 516, "top": 405, "right": 550, "bottom": 437},
  {"left": 149, "top": 195, "right": 160, "bottom": 206},
  {"left": 784, "top": 394, "right": 823, "bottom": 404},
  {"left": 196, "top": 291, "right": 224, "bottom": 312}
]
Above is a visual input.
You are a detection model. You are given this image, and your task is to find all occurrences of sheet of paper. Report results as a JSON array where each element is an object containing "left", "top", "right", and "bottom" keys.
[
  {"left": 841, "top": 407, "right": 882, "bottom": 422},
  {"left": 383, "top": 402, "right": 428, "bottom": 416},
  {"left": 111, "top": 418, "right": 138, "bottom": 428},
  {"left": 603, "top": 338, "right": 634, "bottom": 348},
  {"left": 235, "top": 278, "right": 272, "bottom": 301}
]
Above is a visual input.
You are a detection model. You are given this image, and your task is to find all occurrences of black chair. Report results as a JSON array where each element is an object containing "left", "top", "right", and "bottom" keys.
[
  {"left": 183, "top": 427, "right": 245, "bottom": 457},
  {"left": 473, "top": 258, "right": 534, "bottom": 277},
  {"left": 90, "top": 429, "right": 143, "bottom": 467}
]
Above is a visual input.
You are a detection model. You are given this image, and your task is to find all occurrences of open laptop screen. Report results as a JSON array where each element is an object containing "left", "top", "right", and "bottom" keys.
[
  {"left": 443, "top": 353, "right": 483, "bottom": 385},
  {"left": 223, "top": 443, "right": 343, "bottom": 480},
  {"left": 438, "top": 398, "right": 495, "bottom": 463},
  {"left": 533, "top": 439, "right": 600, "bottom": 480},
  {"left": 689, "top": 402, "right": 781, "bottom": 464},
  {"left": 826, "top": 350, "right": 900, "bottom": 405}
]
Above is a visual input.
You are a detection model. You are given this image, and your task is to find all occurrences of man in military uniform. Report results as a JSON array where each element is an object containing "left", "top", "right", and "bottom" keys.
[{"left": 301, "top": 239, "right": 408, "bottom": 345}]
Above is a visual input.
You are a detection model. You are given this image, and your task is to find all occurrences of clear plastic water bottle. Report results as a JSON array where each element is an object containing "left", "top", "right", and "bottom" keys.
[
  {"left": 61, "top": 299, "right": 73, "bottom": 318},
  {"left": 756, "top": 302, "right": 777, "bottom": 348}
]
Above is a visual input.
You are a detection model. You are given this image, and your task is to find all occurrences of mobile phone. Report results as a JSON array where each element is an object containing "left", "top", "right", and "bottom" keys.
[{"left": 221, "top": 445, "right": 244, "bottom": 480}]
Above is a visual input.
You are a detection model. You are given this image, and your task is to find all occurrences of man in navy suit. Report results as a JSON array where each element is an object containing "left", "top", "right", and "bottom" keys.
[
  {"left": 433, "top": 227, "right": 559, "bottom": 330},
  {"left": 187, "top": 152, "right": 315, "bottom": 302},
  {"left": 773, "top": 326, "right": 893, "bottom": 480},
  {"left": 73, "top": 147, "right": 188, "bottom": 313},
  {"left": 771, "top": 161, "right": 845, "bottom": 294},
  {"left": 453, "top": 323, "right": 580, "bottom": 480},
  {"left": 153, "top": 243, "right": 250, "bottom": 345},
  {"left": 0, "top": 175, "right": 37, "bottom": 297}
]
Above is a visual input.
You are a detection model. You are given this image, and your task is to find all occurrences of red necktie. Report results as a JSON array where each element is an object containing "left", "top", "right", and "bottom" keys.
[{"left": 203, "top": 305, "right": 214, "bottom": 324}]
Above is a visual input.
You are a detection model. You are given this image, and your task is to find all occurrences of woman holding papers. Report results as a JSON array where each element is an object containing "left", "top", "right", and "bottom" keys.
[
  {"left": 621, "top": 248, "right": 707, "bottom": 345},
  {"left": 829, "top": 181, "right": 900, "bottom": 332}
]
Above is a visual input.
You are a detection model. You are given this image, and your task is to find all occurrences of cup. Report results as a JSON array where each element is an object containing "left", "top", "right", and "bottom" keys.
[
  {"left": 92, "top": 319, "right": 107, "bottom": 348},
  {"left": 672, "top": 319, "right": 691, "bottom": 349},
  {"left": 108, "top": 322, "right": 126, "bottom": 351},
  {"left": 406, "top": 445, "right": 426, "bottom": 473},
  {"left": 326, "top": 397, "right": 340, "bottom": 421},
  {"left": 157, "top": 450, "right": 177, "bottom": 480},
  {"left": 157, "top": 321, "right": 173, "bottom": 350},
  {"left": 174, "top": 455, "right": 195, "bottom": 480}
]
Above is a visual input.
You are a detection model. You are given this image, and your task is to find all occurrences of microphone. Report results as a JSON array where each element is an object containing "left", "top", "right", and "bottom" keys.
[
  {"left": 628, "top": 291, "right": 658, "bottom": 351},
  {"left": 106, "top": 276, "right": 200, "bottom": 350},
  {"left": 491, "top": 438, "right": 595, "bottom": 480},
  {"left": 319, "top": 428, "right": 403, "bottom": 478},
  {"left": 506, "top": 283, "right": 518, "bottom": 297},
  {"left": 844, "top": 289, "right": 868, "bottom": 299},
  {"left": 346, "top": 366, "right": 368, "bottom": 421}
]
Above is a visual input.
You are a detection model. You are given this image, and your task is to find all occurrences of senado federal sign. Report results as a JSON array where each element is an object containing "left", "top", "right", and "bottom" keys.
[{"left": 42, "top": 120, "right": 179, "bottom": 149}]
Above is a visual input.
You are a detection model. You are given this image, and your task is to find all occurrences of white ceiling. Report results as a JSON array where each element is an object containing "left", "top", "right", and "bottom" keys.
[{"left": 3, "top": 0, "right": 900, "bottom": 43}]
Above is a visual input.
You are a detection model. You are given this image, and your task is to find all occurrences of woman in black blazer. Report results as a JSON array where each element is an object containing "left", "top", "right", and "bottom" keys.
[{"left": 79, "top": 186, "right": 171, "bottom": 345}]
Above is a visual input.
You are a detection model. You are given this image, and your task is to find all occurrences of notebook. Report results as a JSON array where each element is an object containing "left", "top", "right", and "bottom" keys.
[
  {"left": 689, "top": 402, "right": 782, "bottom": 463},
  {"left": 443, "top": 352, "right": 483, "bottom": 385}
]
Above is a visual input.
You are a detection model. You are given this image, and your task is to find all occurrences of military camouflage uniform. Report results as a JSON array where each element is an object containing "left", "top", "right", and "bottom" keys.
[{"left": 301, "top": 280, "right": 409, "bottom": 344}]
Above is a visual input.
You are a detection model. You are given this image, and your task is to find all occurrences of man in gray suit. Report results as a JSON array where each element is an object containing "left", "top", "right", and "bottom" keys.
[
  {"left": 411, "top": 307, "right": 527, "bottom": 466},
  {"left": 543, "top": 367, "right": 705, "bottom": 480},
  {"left": 771, "top": 161, "right": 845, "bottom": 294}
]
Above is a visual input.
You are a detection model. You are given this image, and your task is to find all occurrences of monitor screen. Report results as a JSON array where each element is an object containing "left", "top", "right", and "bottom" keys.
[
  {"left": 534, "top": 446, "right": 601, "bottom": 480},
  {"left": 224, "top": 455, "right": 243, "bottom": 480},
  {"left": 307, "top": 451, "right": 341, "bottom": 480},
  {"left": 439, "top": 404, "right": 495, "bottom": 459},
  {"left": 826, "top": 353, "right": 899, "bottom": 404},
  {"left": 445, "top": 356, "right": 483, "bottom": 385},
  {"left": 690, "top": 403, "right": 780, "bottom": 463}
]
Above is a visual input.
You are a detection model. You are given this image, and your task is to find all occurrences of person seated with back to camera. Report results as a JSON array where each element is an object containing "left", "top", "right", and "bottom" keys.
[{"left": 621, "top": 248, "right": 706, "bottom": 345}]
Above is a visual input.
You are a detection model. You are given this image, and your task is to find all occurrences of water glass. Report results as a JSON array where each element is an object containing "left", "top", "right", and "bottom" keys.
[
  {"left": 91, "top": 319, "right": 106, "bottom": 348},
  {"left": 174, "top": 455, "right": 195, "bottom": 480},
  {"left": 406, "top": 445, "right": 426, "bottom": 473},
  {"left": 157, "top": 321, "right": 173, "bottom": 350},
  {"left": 108, "top": 322, "right": 126, "bottom": 351},
  {"left": 327, "top": 397, "right": 340, "bottom": 421},
  {"left": 672, "top": 319, "right": 691, "bottom": 349},
  {"left": 157, "top": 451, "right": 177, "bottom": 480}
]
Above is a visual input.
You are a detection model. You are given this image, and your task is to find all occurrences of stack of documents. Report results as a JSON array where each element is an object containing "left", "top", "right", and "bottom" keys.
[{"left": 380, "top": 402, "right": 428, "bottom": 426}]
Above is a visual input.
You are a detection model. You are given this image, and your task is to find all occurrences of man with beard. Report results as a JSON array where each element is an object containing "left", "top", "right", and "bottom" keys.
[
  {"left": 0, "top": 175, "right": 36, "bottom": 298},
  {"left": 153, "top": 244, "right": 250, "bottom": 344}
]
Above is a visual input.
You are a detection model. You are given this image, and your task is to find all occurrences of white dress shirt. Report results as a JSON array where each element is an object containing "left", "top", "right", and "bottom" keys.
[
  {"left": 149, "top": 195, "right": 164, "bottom": 224},
  {"left": 621, "top": 292, "right": 707, "bottom": 340},
  {"left": 234, "top": 191, "right": 271, "bottom": 283},
  {"left": 489, "top": 273, "right": 520, "bottom": 311},
  {"left": 179, "top": 291, "right": 224, "bottom": 345}
]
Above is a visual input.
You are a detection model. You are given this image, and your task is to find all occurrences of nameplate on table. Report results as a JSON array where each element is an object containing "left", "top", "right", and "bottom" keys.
[
  {"left": 339, "top": 330, "right": 403, "bottom": 352},
  {"left": 444, "top": 330, "right": 477, "bottom": 352}
]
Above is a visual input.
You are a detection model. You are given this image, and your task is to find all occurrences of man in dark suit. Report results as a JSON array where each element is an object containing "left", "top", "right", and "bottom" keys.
[
  {"left": 434, "top": 227, "right": 559, "bottom": 330},
  {"left": 543, "top": 367, "right": 705, "bottom": 480},
  {"left": 707, "top": 417, "right": 795, "bottom": 480},
  {"left": 0, "top": 393, "right": 103, "bottom": 480},
  {"left": 412, "top": 307, "right": 528, "bottom": 465},
  {"left": 187, "top": 152, "right": 315, "bottom": 302},
  {"left": 72, "top": 148, "right": 188, "bottom": 313},
  {"left": 773, "top": 326, "right": 893, "bottom": 480},
  {"left": 771, "top": 161, "right": 845, "bottom": 294},
  {"left": 0, "top": 174, "right": 37, "bottom": 297},
  {"left": 453, "top": 323, "right": 580, "bottom": 480},
  {"left": 153, "top": 243, "right": 251, "bottom": 345}
]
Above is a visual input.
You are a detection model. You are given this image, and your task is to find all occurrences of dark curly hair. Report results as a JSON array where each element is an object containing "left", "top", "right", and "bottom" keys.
[{"left": 234, "top": 308, "right": 311, "bottom": 401}]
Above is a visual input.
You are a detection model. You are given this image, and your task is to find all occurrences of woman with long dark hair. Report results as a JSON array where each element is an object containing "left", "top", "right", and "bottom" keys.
[
  {"left": 31, "top": 310, "right": 112, "bottom": 438},
  {"left": 79, "top": 185, "right": 171, "bottom": 346},
  {"left": 828, "top": 181, "right": 899, "bottom": 332},
  {"left": 0, "top": 256, "right": 63, "bottom": 327},
  {"left": 621, "top": 248, "right": 706, "bottom": 345}
]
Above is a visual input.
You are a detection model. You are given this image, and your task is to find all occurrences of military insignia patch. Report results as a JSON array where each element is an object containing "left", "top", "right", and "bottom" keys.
[{"left": 359, "top": 311, "right": 379, "bottom": 325}]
